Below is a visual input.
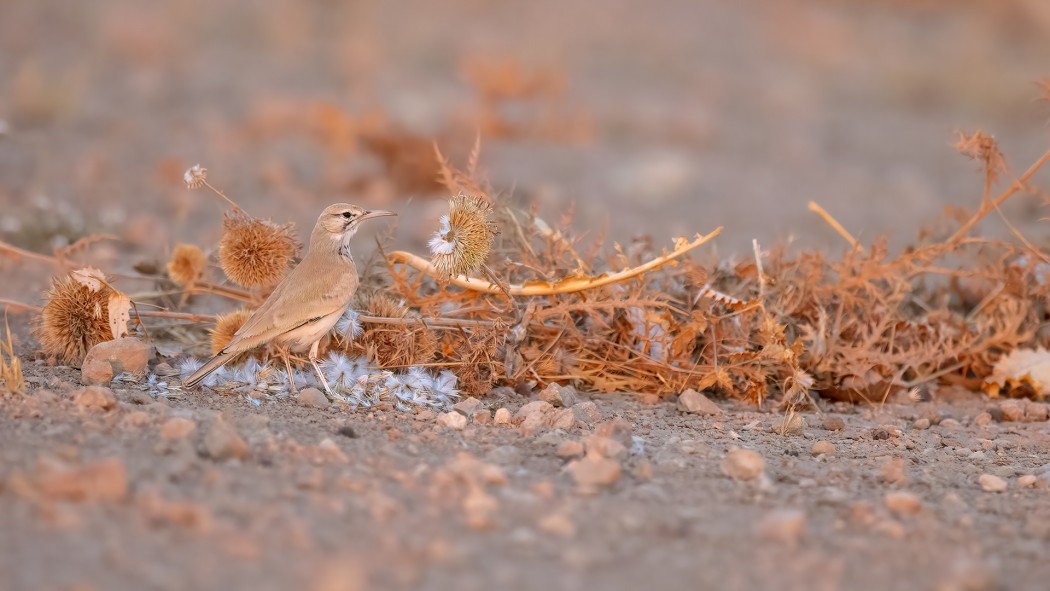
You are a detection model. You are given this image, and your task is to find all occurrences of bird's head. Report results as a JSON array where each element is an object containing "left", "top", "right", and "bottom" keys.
[{"left": 313, "top": 203, "right": 396, "bottom": 254}]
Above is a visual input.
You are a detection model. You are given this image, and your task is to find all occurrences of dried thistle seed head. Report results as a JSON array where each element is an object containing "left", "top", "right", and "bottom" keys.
[
  {"left": 210, "top": 308, "right": 253, "bottom": 355},
  {"left": 184, "top": 164, "right": 207, "bottom": 189},
  {"left": 350, "top": 293, "right": 437, "bottom": 367},
  {"left": 36, "top": 276, "right": 112, "bottom": 365},
  {"left": 428, "top": 195, "right": 497, "bottom": 278},
  {"left": 218, "top": 211, "right": 299, "bottom": 288},
  {"left": 167, "top": 243, "right": 207, "bottom": 286}
]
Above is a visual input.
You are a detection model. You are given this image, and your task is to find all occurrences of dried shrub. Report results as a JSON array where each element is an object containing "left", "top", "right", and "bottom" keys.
[
  {"left": 210, "top": 308, "right": 252, "bottom": 355},
  {"left": 428, "top": 195, "right": 498, "bottom": 278},
  {"left": 36, "top": 276, "right": 112, "bottom": 365},
  {"left": 167, "top": 243, "right": 207, "bottom": 286},
  {"left": 218, "top": 210, "right": 299, "bottom": 288},
  {"left": 346, "top": 293, "right": 437, "bottom": 368}
]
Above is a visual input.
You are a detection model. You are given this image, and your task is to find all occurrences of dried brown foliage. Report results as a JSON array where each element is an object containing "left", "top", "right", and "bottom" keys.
[
  {"left": 218, "top": 210, "right": 299, "bottom": 289},
  {"left": 342, "top": 292, "right": 437, "bottom": 368}
]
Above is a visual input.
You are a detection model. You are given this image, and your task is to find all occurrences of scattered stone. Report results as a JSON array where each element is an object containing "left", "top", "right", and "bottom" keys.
[
  {"left": 203, "top": 418, "right": 248, "bottom": 461},
  {"left": 453, "top": 397, "right": 483, "bottom": 416},
  {"left": 545, "top": 408, "right": 576, "bottom": 430},
  {"left": 567, "top": 455, "right": 621, "bottom": 493},
  {"left": 513, "top": 400, "right": 554, "bottom": 423},
  {"left": 519, "top": 412, "right": 547, "bottom": 436},
  {"left": 1018, "top": 474, "right": 1038, "bottom": 489},
  {"left": 81, "top": 337, "right": 151, "bottom": 384},
  {"left": 33, "top": 457, "right": 128, "bottom": 503},
  {"left": 999, "top": 400, "right": 1025, "bottom": 422},
  {"left": 723, "top": 448, "right": 765, "bottom": 481},
  {"left": 771, "top": 414, "right": 806, "bottom": 435},
  {"left": 913, "top": 418, "right": 931, "bottom": 430},
  {"left": 296, "top": 387, "right": 330, "bottom": 409},
  {"left": 757, "top": 509, "right": 806, "bottom": 546},
  {"left": 821, "top": 416, "right": 845, "bottom": 431},
  {"left": 811, "top": 440, "right": 836, "bottom": 456},
  {"left": 317, "top": 438, "right": 349, "bottom": 463},
  {"left": 437, "top": 411, "right": 468, "bottom": 431},
  {"left": 972, "top": 412, "right": 993, "bottom": 427},
  {"left": 120, "top": 411, "right": 152, "bottom": 428},
  {"left": 538, "top": 512, "right": 575, "bottom": 537},
  {"left": 585, "top": 435, "right": 627, "bottom": 460},
  {"left": 884, "top": 491, "right": 922, "bottom": 515},
  {"left": 160, "top": 417, "right": 197, "bottom": 440},
  {"left": 1026, "top": 402, "right": 1050, "bottom": 422},
  {"left": 539, "top": 383, "right": 578, "bottom": 408},
  {"left": 676, "top": 389, "right": 722, "bottom": 416},
  {"left": 463, "top": 488, "right": 498, "bottom": 530},
  {"left": 595, "top": 418, "right": 633, "bottom": 447},
  {"left": 556, "top": 440, "right": 585, "bottom": 458},
  {"left": 571, "top": 401, "right": 601, "bottom": 426},
  {"left": 881, "top": 457, "right": 907, "bottom": 485},
  {"left": 73, "top": 386, "right": 117, "bottom": 410},
  {"left": 978, "top": 473, "right": 1007, "bottom": 493},
  {"left": 493, "top": 408, "right": 512, "bottom": 425},
  {"left": 872, "top": 424, "right": 902, "bottom": 440},
  {"left": 939, "top": 418, "right": 963, "bottom": 429},
  {"left": 471, "top": 409, "right": 492, "bottom": 425}
]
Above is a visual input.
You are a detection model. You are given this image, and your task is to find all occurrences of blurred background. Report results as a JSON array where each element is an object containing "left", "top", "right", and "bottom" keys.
[{"left": 2, "top": 0, "right": 1050, "bottom": 284}]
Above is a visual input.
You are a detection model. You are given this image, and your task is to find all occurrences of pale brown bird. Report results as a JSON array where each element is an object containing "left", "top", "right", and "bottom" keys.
[{"left": 184, "top": 204, "right": 395, "bottom": 398}]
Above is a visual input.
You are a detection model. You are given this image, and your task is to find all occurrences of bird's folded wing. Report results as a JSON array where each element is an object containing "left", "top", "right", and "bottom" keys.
[{"left": 222, "top": 267, "right": 356, "bottom": 353}]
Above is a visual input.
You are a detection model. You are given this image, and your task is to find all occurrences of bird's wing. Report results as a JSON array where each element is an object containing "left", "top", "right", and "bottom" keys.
[{"left": 222, "top": 260, "right": 358, "bottom": 353}]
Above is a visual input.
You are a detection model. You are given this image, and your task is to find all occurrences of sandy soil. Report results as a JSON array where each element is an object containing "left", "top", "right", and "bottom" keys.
[{"left": 4, "top": 0, "right": 1050, "bottom": 590}]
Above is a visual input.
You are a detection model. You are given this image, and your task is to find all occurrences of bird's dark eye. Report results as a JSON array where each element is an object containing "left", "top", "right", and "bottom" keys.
[{"left": 342, "top": 211, "right": 353, "bottom": 219}]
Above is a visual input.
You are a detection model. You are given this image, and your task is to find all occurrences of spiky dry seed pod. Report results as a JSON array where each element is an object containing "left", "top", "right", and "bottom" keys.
[
  {"left": 36, "top": 276, "right": 112, "bottom": 365},
  {"left": 210, "top": 308, "right": 253, "bottom": 355},
  {"left": 350, "top": 293, "right": 437, "bottom": 367},
  {"left": 184, "top": 164, "right": 207, "bottom": 189},
  {"left": 428, "top": 195, "right": 497, "bottom": 278},
  {"left": 167, "top": 243, "right": 207, "bottom": 286},
  {"left": 218, "top": 210, "right": 299, "bottom": 288}
]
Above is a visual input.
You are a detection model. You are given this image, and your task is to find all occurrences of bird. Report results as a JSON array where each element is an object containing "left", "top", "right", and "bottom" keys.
[{"left": 184, "top": 203, "right": 396, "bottom": 398}]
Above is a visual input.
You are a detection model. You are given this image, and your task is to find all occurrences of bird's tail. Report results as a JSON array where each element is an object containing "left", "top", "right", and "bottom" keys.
[{"left": 184, "top": 352, "right": 232, "bottom": 389}]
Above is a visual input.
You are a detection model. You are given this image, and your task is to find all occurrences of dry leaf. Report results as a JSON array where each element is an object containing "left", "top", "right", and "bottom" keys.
[
  {"left": 107, "top": 292, "right": 132, "bottom": 339},
  {"left": 985, "top": 348, "right": 1050, "bottom": 399},
  {"left": 71, "top": 267, "right": 106, "bottom": 292}
]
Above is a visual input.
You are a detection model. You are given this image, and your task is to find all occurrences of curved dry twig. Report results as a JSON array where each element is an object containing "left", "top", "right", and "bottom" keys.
[{"left": 387, "top": 227, "right": 722, "bottom": 296}]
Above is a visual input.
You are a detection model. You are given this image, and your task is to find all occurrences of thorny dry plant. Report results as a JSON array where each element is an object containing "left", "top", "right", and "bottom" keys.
[{"left": 3, "top": 99, "right": 1050, "bottom": 409}]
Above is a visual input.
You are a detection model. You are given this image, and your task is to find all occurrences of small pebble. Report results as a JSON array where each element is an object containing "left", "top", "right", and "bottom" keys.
[
  {"left": 160, "top": 417, "right": 196, "bottom": 440},
  {"left": 437, "top": 411, "right": 468, "bottom": 431},
  {"left": 939, "top": 418, "right": 963, "bottom": 429},
  {"left": 539, "top": 383, "right": 578, "bottom": 408},
  {"left": 73, "top": 386, "right": 117, "bottom": 410},
  {"left": 203, "top": 418, "right": 247, "bottom": 461},
  {"left": 978, "top": 473, "right": 1007, "bottom": 493},
  {"left": 514, "top": 400, "right": 553, "bottom": 423},
  {"left": 723, "top": 448, "right": 765, "bottom": 481},
  {"left": 471, "top": 409, "right": 492, "bottom": 425},
  {"left": 676, "top": 389, "right": 722, "bottom": 416},
  {"left": 453, "top": 397, "right": 483, "bottom": 416},
  {"left": 556, "top": 440, "right": 585, "bottom": 458},
  {"left": 912, "top": 418, "right": 931, "bottom": 430},
  {"left": 571, "top": 401, "right": 601, "bottom": 426},
  {"left": 821, "top": 416, "right": 845, "bottom": 431},
  {"left": 972, "top": 412, "right": 992, "bottom": 427},
  {"left": 545, "top": 408, "right": 576, "bottom": 430},
  {"left": 1018, "top": 474, "right": 1037, "bottom": 489},
  {"left": 296, "top": 387, "right": 330, "bottom": 409},
  {"left": 567, "top": 456, "right": 621, "bottom": 493},
  {"left": 881, "top": 457, "right": 907, "bottom": 485},
  {"left": 884, "top": 491, "right": 922, "bottom": 515},
  {"left": 757, "top": 509, "right": 806, "bottom": 546},
  {"left": 811, "top": 440, "right": 836, "bottom": 456},
  {"left": 493, "top": 408, "right": 512, "bottom": 425}
]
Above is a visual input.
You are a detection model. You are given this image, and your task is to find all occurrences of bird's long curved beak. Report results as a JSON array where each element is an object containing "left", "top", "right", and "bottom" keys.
[{"left": 360, "top": 210, "right": 397, "bottom": 221}]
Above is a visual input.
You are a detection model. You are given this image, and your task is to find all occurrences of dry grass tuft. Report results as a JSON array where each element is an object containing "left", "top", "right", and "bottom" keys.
[
  {"left": 1, "top": 315, "right": 24, "bottom": 394},
  {"left": 36, "top": 276, "right": 112, "bottom": 365},
  {"left": 167, "top": 243, "right": 207, "bottom": 286},
  {"left": 428, "top": 195, "right": 498, "bottom": 278},
  {"left": 218, "top": 210, "right": 299, "bottom": 288}
]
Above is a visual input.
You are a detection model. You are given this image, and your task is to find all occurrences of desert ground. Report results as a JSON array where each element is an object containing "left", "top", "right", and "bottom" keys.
[{"left": 3, "top": 1, "right": 1050, "bottom": 590}]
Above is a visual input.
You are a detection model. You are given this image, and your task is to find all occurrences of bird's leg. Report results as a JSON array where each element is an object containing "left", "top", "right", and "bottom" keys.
[
  {"left": 308, "top": 340, "right": 337, "bottom": 401},
  {"left": 281, "top": 351, "right": 298, "bottom": 395}
]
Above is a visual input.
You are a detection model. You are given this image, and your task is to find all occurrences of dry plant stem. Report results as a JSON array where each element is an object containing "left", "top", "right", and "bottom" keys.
[
  {"left": 807, "top": 201, "right": 860, "bottom": 250},
  {"left": 201, "top": 180, "right": 242, "bottom": 212},
  {"left": 948, "top": 146, "right": 1050, "bottom": 243},
  {"left": 0, "top": 240, "right": 67, "bottom": 267},
  {"left": 0, "top": 299, "right": 41, "bottom": 314},
  {"left": 389, "top": 228, "right": 722, "bottom": 296}
]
